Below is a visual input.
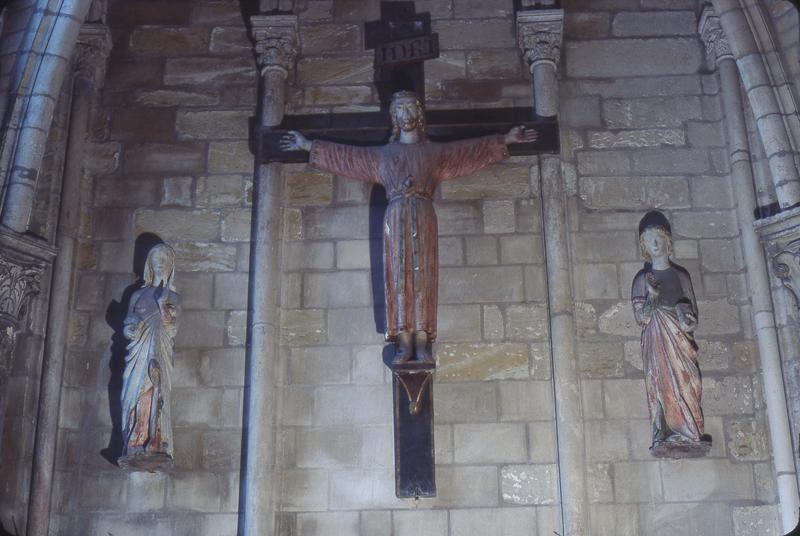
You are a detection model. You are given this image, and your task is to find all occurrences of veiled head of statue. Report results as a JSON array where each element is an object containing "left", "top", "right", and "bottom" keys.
[
  {"left": 389, "top": 90, "right": 426, "bottom": 141},
  {"left": 638, "top": 210, "right": 672, "bottom": 237},
  {"left": 638, "top": 211, "right": 673, "bottom": 262},
  {"left": 144, "top": 243, "right": 177, "bottom": 290}
]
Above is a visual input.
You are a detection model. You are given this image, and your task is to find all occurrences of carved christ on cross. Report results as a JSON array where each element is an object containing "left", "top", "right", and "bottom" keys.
[{"left": 281, "top": 91, "right": 537, "bottom": 363}]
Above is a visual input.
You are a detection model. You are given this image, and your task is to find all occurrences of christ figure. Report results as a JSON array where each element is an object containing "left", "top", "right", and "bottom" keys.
[{"left": 281, "top": 91, "right": 537, "bottom": 363}]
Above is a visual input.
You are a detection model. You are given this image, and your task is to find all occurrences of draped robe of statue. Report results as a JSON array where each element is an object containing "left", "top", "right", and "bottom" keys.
[
  {"left": 120, "top": 285, "right": 180, "bottom": 468},
  {"left": 631, "top": 266, "right": 703, "bottom": 445},
  {"left": 309, "top": 135, "right": 509, "bottom": 341}
]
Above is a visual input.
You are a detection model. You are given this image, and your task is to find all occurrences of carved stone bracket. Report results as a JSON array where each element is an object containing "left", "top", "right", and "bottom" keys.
[
  {"left": 0, "top": 248, "right": 44, "bottom": 382},
  {"left": 773, "top": 238, "right": 800, "bottom": 309},
  {"left": 698, "top": 7, "right": 734, "bottom": 67},
  {"left": 250, "top": 15, "right": 299, "bottom": 78},
  {"left": 74, "top": 23, "right": 113, "bottom": 84},
  {"left": 516, "top": 9, "right": 564, "bottom": 69},
  {"left": 0, "top": 252, "right": 43, "bottom": 331}
]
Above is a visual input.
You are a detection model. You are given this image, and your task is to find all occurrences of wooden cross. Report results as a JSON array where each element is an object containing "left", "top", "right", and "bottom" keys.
[{"left": 252, "top": 1, "right": 558, "bottom": 499}]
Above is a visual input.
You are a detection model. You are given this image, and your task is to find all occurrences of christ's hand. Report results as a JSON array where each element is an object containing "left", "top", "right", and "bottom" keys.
[
  {"left": 280, "top": 130, "right": 312, "bottom": 152},
  {"left": 505, "top": 125, "right": 538, "bottom": 145}
]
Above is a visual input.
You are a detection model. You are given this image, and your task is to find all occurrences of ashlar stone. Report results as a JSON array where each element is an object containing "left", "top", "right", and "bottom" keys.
[
  {"left": 505, "top": 304, "right": 548, "bottom": 340},
  {"left": 587, "top": 129, "right": 684, "bottom": 149},
  {"left": 579, "top": 177, "right": 690, "bottom": 210},
  {"left": 441, "top": 164, "right": 530, "bottom": 200},
  {"left": 393, "top": 510, "right": 448, "bottom": 536},
  {"left": 661, "top": 459, "right": 755, "bottom": 501},
  {"left": 733, "top": 506, "right": 781, "bottom": 536},
  {"left": 454, "top": 423, "right": 527, "bottom": 464},
  {"left": 500, "top": 464, "right": 557, "bottom": 506},
  {"left": 612, "top": 11, "right": 696, "bottom": 37},
  {"left": 499, "top": 381, "right": 553, "bottom": 421},
  {"left": 450, "top": 507, "right": 537, "bottom": 536},
  {"left": 566, "top": 38, "right": 702, "bottom": 78},
  {"left": 297, "top": 512, "right": 359, "bottom": 536},
  {"left": 437, "top": 342, "right": 528, "bottom": 381},
  {"left": 727, "top": 419, "right": 769, "bottom": 461},
  {"left": 172, "top": 242, "right": 237, "bottom": 272},
  {"left": 281, "top": 309, "right": 327, "bottom": 345}
]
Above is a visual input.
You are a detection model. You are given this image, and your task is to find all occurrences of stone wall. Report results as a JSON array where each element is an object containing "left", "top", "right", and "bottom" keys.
[
  {"left": 564, "top": 1, "right": 778, "bottom": 533},
  {"left": 53, "top": 0, "right": 256, "bottom": 533},
  {"left": 52, "top": 0, "right": 782, "bottom": 535}
]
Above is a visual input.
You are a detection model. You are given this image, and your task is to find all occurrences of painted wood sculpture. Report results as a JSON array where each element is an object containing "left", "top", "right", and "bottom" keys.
[
  {"left": 282, "top": 90, "right": 536, "bottom": 363},
  {"left": 631, "top": 211, "right": 711, "bottom": 458},
  {"left": 118, "top": 243, "right": 180, "bottom": 471}
]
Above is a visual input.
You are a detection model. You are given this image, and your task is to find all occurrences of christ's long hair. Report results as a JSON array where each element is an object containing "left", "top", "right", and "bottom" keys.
[{"left": 388, "top": 90, "right": 427, "bottom": 142}]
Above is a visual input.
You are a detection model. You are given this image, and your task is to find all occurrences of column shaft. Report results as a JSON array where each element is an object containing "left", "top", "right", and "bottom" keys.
[
  {"left": 541, "top": 155, "right": 586, "bottom": 536},
  {"left": 240, "top": 12, "right": 295, "bottom": 524},
  {"left": 719, "top": 56, "right": 800, "bottom": 532},
  {"left": 711, "top": 0, "right": 800, "bottom": 209},
  {"left": 531, "top": 62, "right": 558, "bottom": 118},
  {"left": 27, "top": 72, "right": 93, "bottom": 536}
]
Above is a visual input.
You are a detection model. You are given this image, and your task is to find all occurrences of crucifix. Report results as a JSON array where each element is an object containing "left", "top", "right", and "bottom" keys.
[{"left": 256, "top": 1, "right": 558, "bottom": 499}]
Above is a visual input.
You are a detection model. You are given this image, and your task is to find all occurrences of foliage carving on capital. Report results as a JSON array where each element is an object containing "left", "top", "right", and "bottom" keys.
[
  {"left": 517, "top": 10, "right": 563, "bottom": 68},
  {"left": 0, "top": 253, "right": 42, "bottom": 330},
  {"left": 251, "top": 15, "right": 299, "bottom": 76},
  {"left": 699, "top": 8, "right": 733, "bottom": 64}
]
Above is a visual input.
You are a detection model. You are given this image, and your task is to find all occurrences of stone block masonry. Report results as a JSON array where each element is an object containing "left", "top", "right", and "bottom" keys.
[
  {"left": 49, "top": 1, "right": 778, "bottom": 536},
  {"left": 53, "top": 1, "right": 256, "bottom": 533},
  {"left": 565, "top": 4, "right": 772, "bottom": 535}
]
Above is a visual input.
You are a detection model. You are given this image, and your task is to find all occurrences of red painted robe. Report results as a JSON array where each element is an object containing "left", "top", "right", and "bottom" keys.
[
  {"left": 309, "top": 135, "right": 509, "bottom": 341},
  {"left": 631, "top": 266, "right": 703, "bottom": 444}
]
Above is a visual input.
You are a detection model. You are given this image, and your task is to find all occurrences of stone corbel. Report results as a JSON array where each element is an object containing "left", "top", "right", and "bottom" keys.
[
  {"left": 773, "top": 238, "right": 800, "bottom": 309},
  {"left": 516, "top": 9, "right": 563, "bottom": 118},
  {"left": 73, "top": 23, "right": 112, "bottom": 85},
  {"left": 0, "top": 249, "right": 43, "bottom": 379}
]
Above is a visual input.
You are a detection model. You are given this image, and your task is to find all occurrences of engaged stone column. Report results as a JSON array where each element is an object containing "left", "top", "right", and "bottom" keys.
[
  {"left": 517, "top": 9, "right": 562, "bottom": 118},
  {"left": 27, "top": 24, "right": 111, "bottom": 536},
  {"left": 709, "top": 0, "right": 800, "bottom": 209},
  {"left": 518, "top": 9, "right": 587, "bottom": 536},
  {"left": 241, "top": 15, "right": 297, "bottom": 536},
  {"left": 0, "top": 0, "right": 94, "bottom": 232},
  {"left": 700, "top": 8, "right": 800, "bottom": 532}
]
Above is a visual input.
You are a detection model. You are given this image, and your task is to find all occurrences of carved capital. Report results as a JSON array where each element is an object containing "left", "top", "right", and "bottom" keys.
[
  {"left": 772, "top": 238, "right": 800, "bottom": 309},
  {"left": 517, "top": 9, "right": 564, "bottom": 69},
  {"left": 74, "top": 23, "right": 112, "bottom": 83},
  {"left": 250, "top": 15, "right": 299, "bottom": 78},
  {"left": 0, "top": 252, "right": 43, "bottom": 330},
  {"left": 699, "top": 7, "right": 733, "bottom": 65}
]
